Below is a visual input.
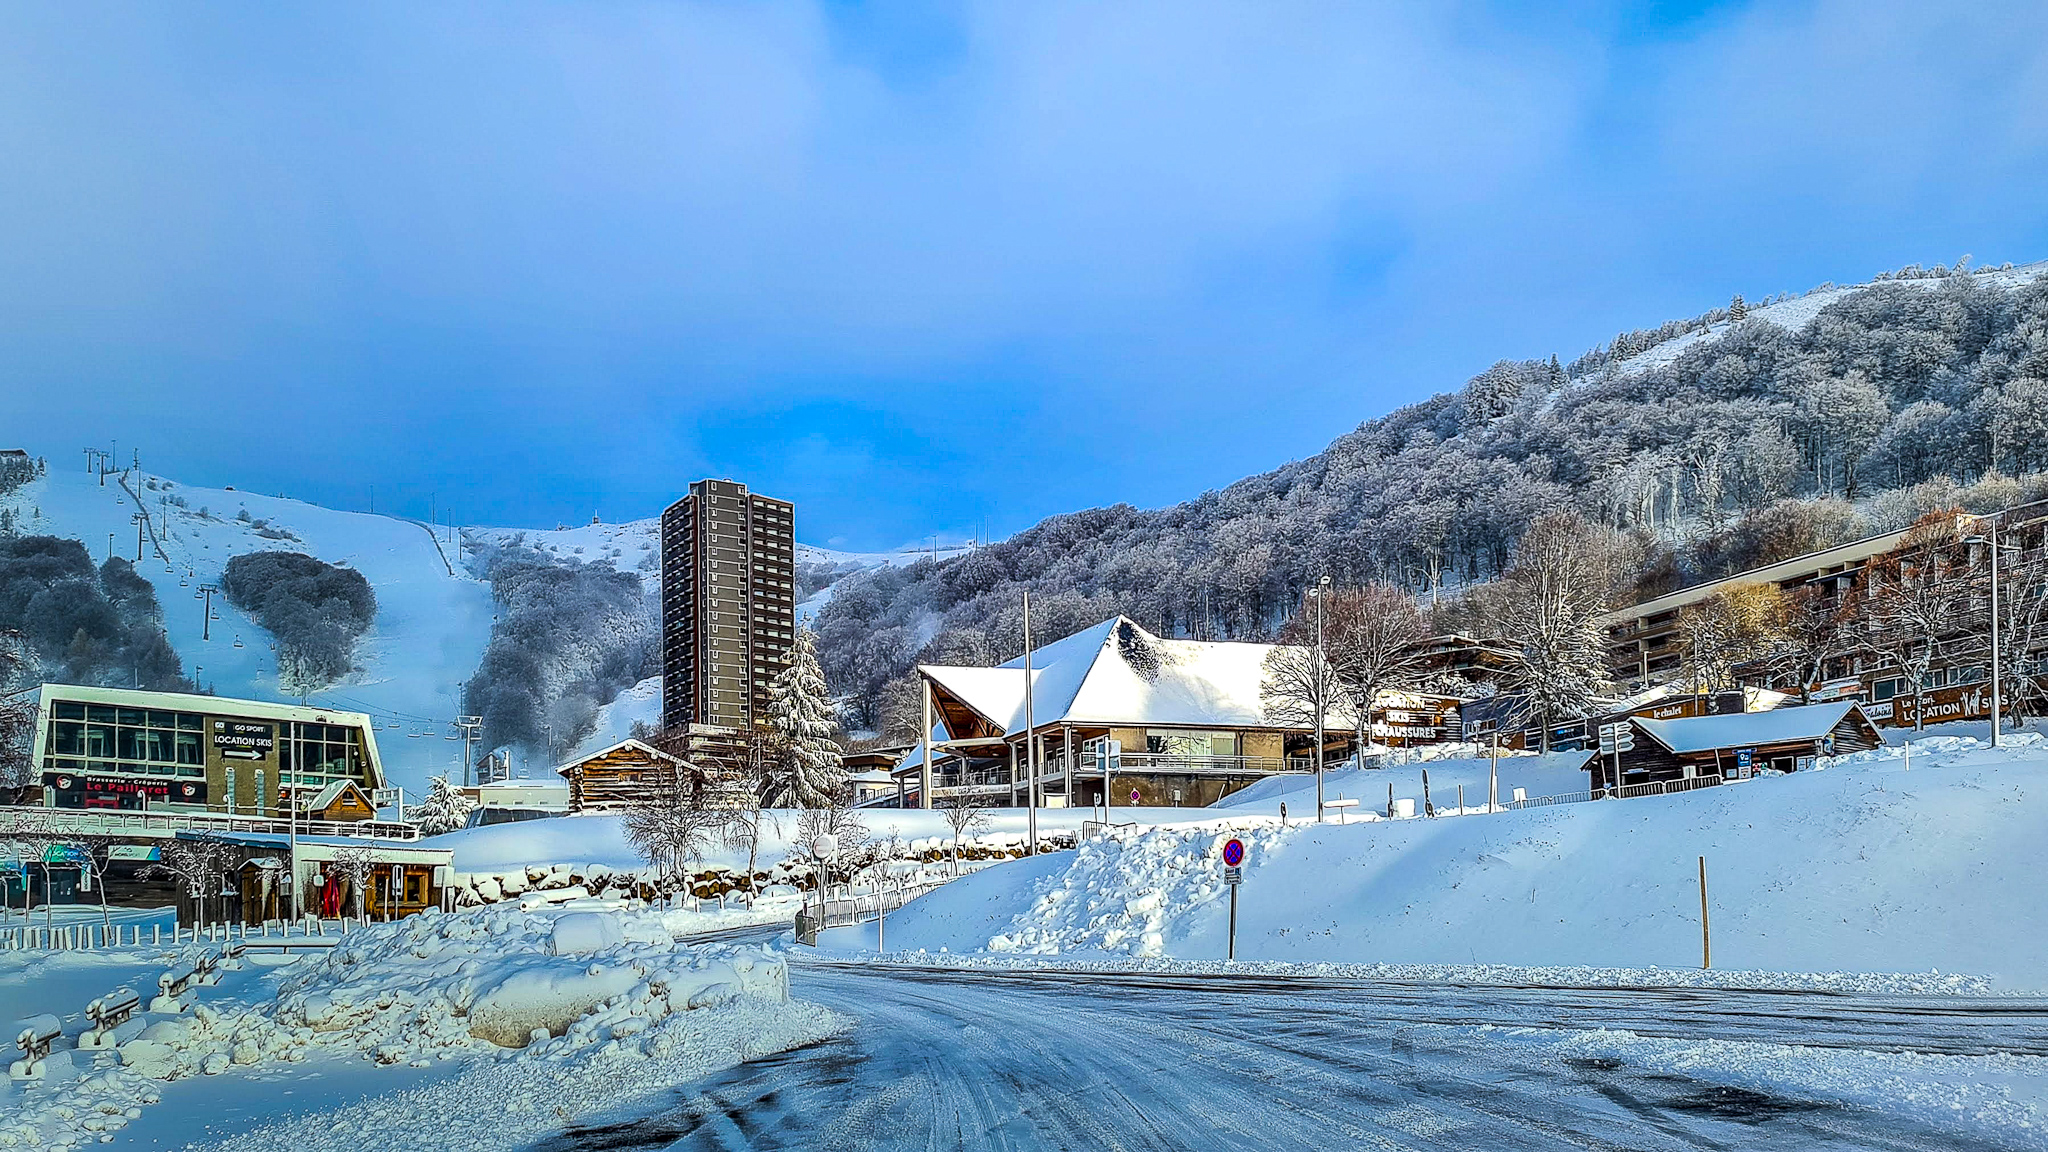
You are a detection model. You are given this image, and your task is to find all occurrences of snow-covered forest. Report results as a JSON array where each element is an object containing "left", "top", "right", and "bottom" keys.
[{"left": 818, "top": 262, "right": 2048, "bottom": 726}]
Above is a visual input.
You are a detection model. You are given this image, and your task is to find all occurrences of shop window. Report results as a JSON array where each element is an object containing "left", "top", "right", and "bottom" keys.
[{"left": 52, "top": 721, "right": 83, "bottom": 756}]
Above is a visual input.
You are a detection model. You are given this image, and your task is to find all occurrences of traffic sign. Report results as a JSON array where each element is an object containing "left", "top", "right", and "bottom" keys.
[
  {"left": 1613, "top": 725, "right": 1635, "bottom": 752},
  {"left": 1128, "top": 788, "right": 1141, "bottom": 805},
  {"left": 1224, "top": 866, "right": 1243, "bottom": 885},
  {"left": 1221, "top": 838, "right": 1245, "bottom": 867}
]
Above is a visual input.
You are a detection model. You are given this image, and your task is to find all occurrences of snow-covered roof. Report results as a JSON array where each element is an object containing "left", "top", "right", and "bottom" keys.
[
  {"left": 919, "top": 616, "right": 1352, "bottom": 740},
  {"left": 1633, "top": 702, "right": 1868, "bottom": 754},
  {"left": 553, "top": 737, "right": 693, "bottom": 777}
]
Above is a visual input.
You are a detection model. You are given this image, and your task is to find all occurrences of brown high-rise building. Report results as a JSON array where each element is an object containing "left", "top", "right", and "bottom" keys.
[{"left": 659, "top": 479, "right": 797, "bottom": 734}]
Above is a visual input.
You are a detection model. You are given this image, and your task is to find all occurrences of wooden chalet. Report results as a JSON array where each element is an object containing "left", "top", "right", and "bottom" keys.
[
  {"left": 303, "top": 780, "right": 378, "bottom": 823},
  {"left": 556, "top": 738, "right": 709, "bottom": 813},
  {"left": 1592, "top": 701, "right": 1883, "bottom": 789}
]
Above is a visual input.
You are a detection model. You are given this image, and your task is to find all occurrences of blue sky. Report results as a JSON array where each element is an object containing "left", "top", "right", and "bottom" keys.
[{"left": 2, "top": 2, "right": 2045, "bottom": 550}]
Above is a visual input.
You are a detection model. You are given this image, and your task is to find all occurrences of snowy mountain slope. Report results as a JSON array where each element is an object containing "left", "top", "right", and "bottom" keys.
[
  {"left": 0, "top": 454, "right": 970, "bottom": 781},
  {"left": 863, "top": 735, "right": 2048, "bottom": 990},
  {"left": 1598, "top": 259, "right": 2048, "bottom": 381},
  {"left": 1, "top": 464, "right": 498, "bottom": 789}
]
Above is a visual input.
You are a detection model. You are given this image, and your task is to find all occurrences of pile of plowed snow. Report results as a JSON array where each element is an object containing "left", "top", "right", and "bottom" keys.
[{"left": 2, "top": 905, "right": 841, "bottom": 1151}]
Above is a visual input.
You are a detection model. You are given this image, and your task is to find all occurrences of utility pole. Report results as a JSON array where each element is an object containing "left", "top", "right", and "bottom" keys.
[
  {"left": 1967, "top": 516, "right": 2015, "bottom": 747},
  {"left": 1314, "top": 575, "right": 1330, "bottom": 823},
  {"left": 132, "top": 512, "right": 147, "bottom": 561},
  {"left": 453, "top": 715, "right": 484, "bottom": 787},
  {"left": 198, "top": 584, "right": 218, "bottom": 641},
  {"left": 1023, "top": 588, "right": 1037, "bottom": 857},
  {"left": 106, "top": 533, "right": 114, "bottom": 562}
]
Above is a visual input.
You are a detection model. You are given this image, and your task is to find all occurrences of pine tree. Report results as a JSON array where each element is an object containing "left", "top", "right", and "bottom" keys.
[
  {"left": 765, "top": 627, "right": 845, "bottom": 808},
  {"left": 1728, "top": 293, "right": 1748, "bottom": 322},
  {"left": 410, "top": 774, "right": 475, "bottom": 835}
]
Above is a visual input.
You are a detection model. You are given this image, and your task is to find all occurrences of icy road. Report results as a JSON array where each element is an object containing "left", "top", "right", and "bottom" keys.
[{"left": 534, "top": 949, "right": 2048, "bottom": 1151}]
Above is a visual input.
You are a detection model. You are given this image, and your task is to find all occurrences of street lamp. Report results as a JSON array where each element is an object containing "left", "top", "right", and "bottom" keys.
[
  {"left": 1312, "top": 575, "right": 1331, "bottom": 823},
  {"left": 1965, "top": 519, "right": 2023, "bottom": 748}
]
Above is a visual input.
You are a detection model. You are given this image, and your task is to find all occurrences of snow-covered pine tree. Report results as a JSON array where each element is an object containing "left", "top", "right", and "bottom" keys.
[
  {"left": 410, "top": 774, "right": 475, "bottom": 835},
  {"left": 1728, "top": 293, "right": 1748, "bottom": 322},
  {"left": 765, "top": 627, "right": 845, "bottom": 808}
]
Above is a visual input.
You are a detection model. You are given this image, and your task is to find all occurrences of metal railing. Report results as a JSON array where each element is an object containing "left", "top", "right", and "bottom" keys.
[
  {"left": 794, "top": 878, "right": 950, "bottom": 945},
  {"left": 1079, "top": 820, "right": 1139, "bottom": 841},
  {"left": 1506, "top": 774, "right": 1725, "bottom": 811},
  {"left": 1615, "top": 774, "right": 1725, "bottom": 800},
  {"left": 0, "top": 804, "right": 420, "bottom": 842}
]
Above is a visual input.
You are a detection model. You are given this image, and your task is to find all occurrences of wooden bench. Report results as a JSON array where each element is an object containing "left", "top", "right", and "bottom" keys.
[
  {"left": 151, "top": 952, "right": 220, "bottom": 1013},
  {"left": 10, "top": 1014, "right": 60, "bottom": 1080},
  {"left": 79, "top": 989, "right": 140, "bottom": 1050}
]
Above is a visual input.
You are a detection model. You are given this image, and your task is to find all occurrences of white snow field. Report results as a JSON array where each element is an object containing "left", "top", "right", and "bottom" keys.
[
  {"left": 845, "top": 735, "right": 2048, "bottom": 992},
  {"left": 0, "top": 904, "right": 842, "bottom": 1151}
]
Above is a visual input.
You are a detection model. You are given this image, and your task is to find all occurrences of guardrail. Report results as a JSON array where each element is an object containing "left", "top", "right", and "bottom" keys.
[
  {"left": 0, "top": 804, "right": 419, "bottom": 842},
  {"left": 1505, "top": 774, "right": 1725, "bottom": 811}
]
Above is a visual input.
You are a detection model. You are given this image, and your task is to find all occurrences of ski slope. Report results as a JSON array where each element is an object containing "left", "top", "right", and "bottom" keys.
[
  {"left": 0, "top": 455, "right": 967, "bottom": 785},
  {"left": 2, "top": 464, "right": 498, "bottom": 789}
]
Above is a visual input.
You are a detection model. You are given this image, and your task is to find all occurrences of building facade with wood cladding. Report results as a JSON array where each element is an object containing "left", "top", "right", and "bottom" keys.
[
  {"left": 1589, "top": 701, "right": 1883, "bottom": 790},
  {"left": 556, "top": 738, "right": 709, "bottom": 813},
  {"left": 659, "top": 479, "right": 797, "bottom": 739}
]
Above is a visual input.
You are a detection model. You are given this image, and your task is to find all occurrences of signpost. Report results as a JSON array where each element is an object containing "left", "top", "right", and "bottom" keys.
[
  {"left": 1220, "top": 838, "right": 1246, "bottom": 961},
  {"left": 1597, "top": 722, "right": 1635, "bottom": 791},
  {"left": 1322, "top": 797, "right": 1359, "bottom": 825}
]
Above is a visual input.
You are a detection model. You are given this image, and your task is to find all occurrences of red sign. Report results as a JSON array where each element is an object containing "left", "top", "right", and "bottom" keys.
[{"left": 1221, "top": 838, "right": 1245, "bottom": 867}]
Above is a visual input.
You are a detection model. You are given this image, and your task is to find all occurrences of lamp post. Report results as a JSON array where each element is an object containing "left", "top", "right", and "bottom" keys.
[
  {"left": 1966, "top": 518, "right": 2021, "bottom": 747},
  {"left": 1022, "top": 589, "right": 1037, "bottom": 856},
  {"left": 1313, "top": 575, "right": 1330, "bottom": 823}
]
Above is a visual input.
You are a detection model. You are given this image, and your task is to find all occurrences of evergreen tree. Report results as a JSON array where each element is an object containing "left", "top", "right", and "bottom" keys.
[
  {"left": 1728, "top": 293, "right": 1748, "bottom": 322},
  {"left": 410, "top": 774, "right": 475, "bottom": 835},
  {"left": 765, "top": 627, "right": 845, "bottom": 808}
]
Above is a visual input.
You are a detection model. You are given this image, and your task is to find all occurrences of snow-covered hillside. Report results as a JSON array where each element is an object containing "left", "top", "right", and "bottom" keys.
[
  {"left": 855, "top": 735, "right": 2048, "bottom": 991},
  {"left": 0, "top": 456, "right": 961, "bottom": 787},
  {"left": 1598, "top": 260, "right": 2048, "bottom": 381}
]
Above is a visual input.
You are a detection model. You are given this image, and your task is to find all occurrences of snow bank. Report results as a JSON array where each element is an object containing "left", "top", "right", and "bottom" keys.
[
  {"left": 0, "top": 905, "right": 826, "bottom": 1150},
  {"left": 855, "top": 738, "right": 2048, "bottom": 990},
  {"left": 431, "top": 804, "right": 1226, "bottom": 876}
]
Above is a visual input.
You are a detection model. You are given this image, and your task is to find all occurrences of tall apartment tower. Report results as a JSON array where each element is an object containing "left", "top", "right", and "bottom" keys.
[{"left": 659, "top": 479, "right": 797, "bottom": 734}]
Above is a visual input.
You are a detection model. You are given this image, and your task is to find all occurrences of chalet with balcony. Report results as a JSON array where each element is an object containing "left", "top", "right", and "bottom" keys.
[{"left": 892, "top": 616, "right": 1460, "bottom": 809}]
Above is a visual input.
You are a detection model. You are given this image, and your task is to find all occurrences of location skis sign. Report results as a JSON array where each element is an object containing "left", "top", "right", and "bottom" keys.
[{"left": 1221, "top": 838, "right": 1245, "bottom": 885}]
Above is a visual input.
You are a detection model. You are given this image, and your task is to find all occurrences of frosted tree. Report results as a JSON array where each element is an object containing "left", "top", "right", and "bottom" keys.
[
  {"left": 624, "top": 784, "right": 725, "bottom": 891},
  {"left": 765, "top": 627, "right": 846, "bottom": 808},
  {"left": 939, "top": 798, "right": 991, "bottom": 877},
  {"left": 410, "top": 774, "right": 475, "bottom": 836},
  {"left": 1493, "top": 513, "right": 1631, "bottom": 747},
  {"left": 1727, "top": 293, "right": 1747, "bottom": 322},
  {"left": 0, "top": 629, "right": 36, "bottom": 796}
]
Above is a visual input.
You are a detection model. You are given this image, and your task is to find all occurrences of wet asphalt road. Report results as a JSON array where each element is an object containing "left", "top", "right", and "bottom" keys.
[{"left": 530, "top": 947, "right": 2048, "bottom": 1152}]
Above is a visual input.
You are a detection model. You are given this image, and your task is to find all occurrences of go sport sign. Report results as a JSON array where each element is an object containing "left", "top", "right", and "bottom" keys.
[{"left": 212, "top": 719, "right": 275, "bottom": 760}]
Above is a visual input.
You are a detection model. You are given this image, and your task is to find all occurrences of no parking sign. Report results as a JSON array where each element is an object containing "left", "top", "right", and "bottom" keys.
[{"left": 1220, "top": 838, "right": 1247, "bottom": 960}]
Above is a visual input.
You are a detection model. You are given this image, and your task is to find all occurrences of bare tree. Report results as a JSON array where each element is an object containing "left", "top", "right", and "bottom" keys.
[
  {"left": 624, "top": 768, "right": 728, "bottom": 892},
  {"left": 1675, "top": 582, "right": 1791, "bottom": 696},
  {"left": 330, "top": 845, "right": 378, "bottom": 921},
  {"left": 1492, "top": 513, "right": 1637, "bottom": 748},
  {"left": 151, "top": 834, "right": 241, "bottom": 927},
  {"left": 1862, "top": 511, "right": 1981, "bottom": 731},
  {"left": 1276, "top": 583, "right": 1433, "bottom": 754},
  {"left": 938, "top": 798, "right": 991, "bottom": 876},
  {"left": 1758, "top": 583, "right": 1860, "bottom": 703}
]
